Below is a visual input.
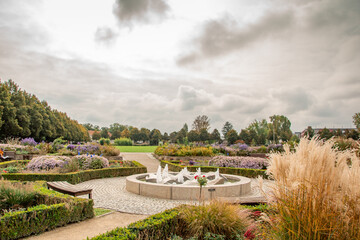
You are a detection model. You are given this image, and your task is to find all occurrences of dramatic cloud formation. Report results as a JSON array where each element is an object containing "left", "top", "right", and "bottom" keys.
[{"left": 0, "top": 0, "right": 359, "bottom": 133}]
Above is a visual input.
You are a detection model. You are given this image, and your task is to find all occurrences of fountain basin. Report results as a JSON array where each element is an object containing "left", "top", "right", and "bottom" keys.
[{"left": 126, "top": 173, "right": 251, "bottom": 200}]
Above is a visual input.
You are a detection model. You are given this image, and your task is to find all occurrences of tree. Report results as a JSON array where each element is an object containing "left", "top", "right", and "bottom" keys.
[
  {"left": 92, "top": 131, "right": 101, "bottom": 140},
  {"left": 319, "top": 128, "right": 333, "bottom": 140},
  {"left": 100, "top": 127, "right": 109, "bottom": 138},
  {"left": 246, "top": 119, "right": 269, "bottom": 145},
  {"left": 139, "top": 128, "right": 150, "bottom": 142},
  {"left": 130, "top": 127, "right": 141, "bottom": 142},
  {"left": 162, "top": 132, "right": 169, "bottom": 142},
  {"left": 121, "top": 129, "right": 130, "bottom": 138},
  {"left": 188, "top": 130, "right": 199, "bottom": 142},
  {"left": 268, "top": 115, "right": 292, "bottom": 143},
  {"left": 210, "top": 129, "right": 221, "bottom": 143},
  {"left": 192, "top": 115, "right": 210, "bottom": 133},
  {"left": 169, "top": 131, "right": 178, "bottom": 143},
  {"left": 109, "top": 123, "right": 126, "bottom": 139},
  {"left": 226, "top": 129, "right": 238, "bottom": 145},
  {"left": 150, "top": 129, "right": 162, "bottom": 145},
  {"left": 199, "top": 128, "right": 210, "bottom": 142},
  {"left": 303, "top": 126, "right": 314, "bottom": 139},
  {"left": 353, "top": 113, "right": 360, "bottom": 130},
  {"left": 222, "top": 121, "right": 233, "bottom": 139},
  {"left": 345, "top": 129, "right": 359, "bottom": 140},
  {"left": 239, "top": 129, "right": 251, "bottom": 145}
]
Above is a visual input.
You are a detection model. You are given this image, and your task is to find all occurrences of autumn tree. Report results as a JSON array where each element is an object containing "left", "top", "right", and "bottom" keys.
[{"left": 192, "top": 115, "right": 210, "bottom": 133}]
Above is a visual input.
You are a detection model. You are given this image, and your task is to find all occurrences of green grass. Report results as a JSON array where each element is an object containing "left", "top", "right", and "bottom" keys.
[
  {"left": 94, "top": 208, "right": 112, "bottom": 216},
  {"left": 114, "top": 146, "right": 158, "bottom": 152}
]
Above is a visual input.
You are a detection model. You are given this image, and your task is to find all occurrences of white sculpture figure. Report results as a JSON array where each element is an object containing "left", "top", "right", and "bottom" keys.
[
  {"left": 156, "top": 166, "right": 162, "bottom": 183},
  {"left": 215, "top": 168, "right": 220, "bottom": 179}
]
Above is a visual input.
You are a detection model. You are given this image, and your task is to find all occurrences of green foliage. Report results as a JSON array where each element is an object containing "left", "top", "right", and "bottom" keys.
[
  {"left": 268, "top": 115, "right": 292, "bottom": 143},
  {"left": 192, "top": 115, "right": 211, "bottom": 133},
  {"left": 222, "top": 121, "right": 233, "bottom": 139},
  {"left": 91, "top": 131, "right": 101, "bottom": 140},
  {"left": 225, "top": 129, "right": 238, "bottom": 145},
  {"left": 114, "top": 145, "right": 157, "bottom": 152},
  {"left": 0, "top": 183, "right": 37, "bottom": 211},
  {"left": 114, "top": 138, "right": 133, "bottom": 146},
  {"left": 89, "top": 208, "right": 180, "bottom": 240},
  {"left": 0, "top": 80, "right": 90, "bottom": 142},
  {"left": 99, "top": 138, "right": 110, "bottom": 146},
  {"left": 94, "top": 208, "right": 112, "bottom": 217},
  {"left": 353, "top": 112, "right": 360, "bottom": 130},
  {"left": 155, "top": 144, "right": 215, "bottom": 157},
  {"left": 2, "top": 166, "right": 20, "bottom": 173},
  {"left": 178, "top": 201, "right": 252, "bottom": 239},
  {"left": 2, "top": 161, "right": 147, "bottom": 184}
]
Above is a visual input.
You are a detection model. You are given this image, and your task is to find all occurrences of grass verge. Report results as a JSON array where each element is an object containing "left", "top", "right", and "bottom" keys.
[
  {"left": 94, "top": 208, "right": 113, "bottom": 217},
  {"left": 114, "top": 146, "right": 157, "bottom": 153}
]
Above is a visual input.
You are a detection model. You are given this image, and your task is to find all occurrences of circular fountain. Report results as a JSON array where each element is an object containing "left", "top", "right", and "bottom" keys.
[{"left": 126, "top": 165, "right": 251, "bottom": 200}]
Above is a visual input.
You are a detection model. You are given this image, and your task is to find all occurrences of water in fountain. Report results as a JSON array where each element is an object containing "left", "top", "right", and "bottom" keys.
[
  {"left": 177, "top": 170, "right": 184, "bottom": 183},
  {"left": 215, "top": 168, "right": 220, "bottom": 179},
  {"left": 162, "top": 164, "right": 169, "bottom": 179},
  {"left": 156, "top": 165, "right": 162, "bottom": 183}
]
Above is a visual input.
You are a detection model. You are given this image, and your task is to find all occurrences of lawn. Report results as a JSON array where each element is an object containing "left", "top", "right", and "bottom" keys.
[
  {"left": 114, "top": 145, "right": 158, "bottom": 152},
  {"left": 94, "top": 208, "right": 113, "bottom": 217}
]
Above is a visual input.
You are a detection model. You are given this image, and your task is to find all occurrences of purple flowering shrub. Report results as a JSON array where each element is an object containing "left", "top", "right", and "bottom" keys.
[
  {"left": 72, "top": 154, "right": 109, "bottom": 170},
  {"left": 27, "top": 156, "right": 71, "bottom": 171},
  {"left": 208, "top": 156, "right": 269, "bottom": 169},
  {"left": 21, "top": 138, "right": 37, "bottom": 146}
]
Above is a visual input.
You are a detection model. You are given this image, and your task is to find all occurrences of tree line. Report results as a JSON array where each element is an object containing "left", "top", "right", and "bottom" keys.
[{"left": 0, "top": 80, "right": 90, "bottom": 142}]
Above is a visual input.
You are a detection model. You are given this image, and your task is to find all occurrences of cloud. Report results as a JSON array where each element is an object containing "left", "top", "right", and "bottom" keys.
[
  {"left": 273, "top": 88, "right": 314, "bottom": 114},
  {"left": 94, "top": 27, "right": 118, "bottom": 44},
  {"left": 177, "top": 10, "right": 294, "bottom": 65},
  {"left": 112, "top": 0, "right": 169, "bottom": 27}
]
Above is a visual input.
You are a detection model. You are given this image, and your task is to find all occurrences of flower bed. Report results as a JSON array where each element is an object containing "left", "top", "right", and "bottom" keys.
[
  {"left": 0, "top": 181, "right": 94, "bottom": 240},
  {"left": 1, "top": 160, "right": 146, "bottom": 184},
  {"left": 208, "top": 156, "right": 268, "bottom": 169},
  {"left": 154, "top": 144, "right": 215, "bottom": 157}
]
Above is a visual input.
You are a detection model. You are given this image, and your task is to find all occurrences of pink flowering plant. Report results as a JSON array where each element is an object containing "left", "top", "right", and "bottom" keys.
[{"left": 194, "top": 175, "right": 208, "bottom": 187}]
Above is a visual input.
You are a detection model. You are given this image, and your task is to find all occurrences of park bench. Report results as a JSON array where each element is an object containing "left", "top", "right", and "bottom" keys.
[
  {"left": 0, "top": 150, "right": 15, "bottom": 161},
  {"left": 47, "top": 181, "right": 93, "bottom": 199}
]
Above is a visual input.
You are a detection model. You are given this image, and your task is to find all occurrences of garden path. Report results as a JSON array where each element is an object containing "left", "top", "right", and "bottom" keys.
[
  {"left": 120, "top": 152, "right": 160, "bottom": 172},
  {"left": 24, "top": 212, "right": 147, "bottom": 240}
]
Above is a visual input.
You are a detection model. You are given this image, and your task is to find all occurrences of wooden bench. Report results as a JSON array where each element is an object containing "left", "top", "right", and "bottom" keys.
[{"left": 47, "top": 181, "right": 92, "bottom": 199}]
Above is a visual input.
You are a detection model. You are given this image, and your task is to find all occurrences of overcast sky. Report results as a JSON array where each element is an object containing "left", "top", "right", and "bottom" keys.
[{"left": 0, "top": 0, "right": 359, "bottom": 133}]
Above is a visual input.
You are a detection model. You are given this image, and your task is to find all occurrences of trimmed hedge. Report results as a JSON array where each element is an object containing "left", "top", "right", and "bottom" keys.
[
  {"left": 1, "top": 161, "right": 146, "bottom": 184},
  {"left": 0, "top": 160, "right": 29, "bottom": 168},
  {"left": 160, "top": 160, "right": 268, "bottom": 179},
  {"left": 89, "top": 208, "right": 181, "bottom": 240},
  {"left": 0, "top": 182, "right": 94, "bottom": 240}
]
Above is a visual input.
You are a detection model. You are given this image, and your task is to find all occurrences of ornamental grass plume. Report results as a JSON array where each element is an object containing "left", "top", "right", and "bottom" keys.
[
  {"left": 265, "top": 137, "right": 360, "bottom": 240},
  {"left": 178, "top": 200, "right": 253, "bottom": 239}
]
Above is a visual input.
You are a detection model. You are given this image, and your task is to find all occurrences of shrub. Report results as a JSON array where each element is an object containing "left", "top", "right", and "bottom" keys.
[
  {"left": 99, "top": 145, "right": 120, "bottom": 156},
  {"left": 27, "top": 156, "right": 71, "bottom": 171},
  {"left": 208, "top": 156, "right": 268, "bottom": 169},
  {"left": 60, "top": 158, "right": 79, "bottom": 173},
  {"left": 114, "top": 138, "right": 133, "bottom": 146},
  {"left": 178, "top": 201, "right": 252, "bottom": 239},
  {"left": 267, "top": 144, "right": 283, "bottom": 152},
  {"left": 20, "top": 138, "right": 37, "bottom": 146},
  {"left": 155, "top": 144, "right": 214, "bottom": 157},
  {"left": 2, "top": 166, "right": 19, "bottom": 173},
  {"left": 72, "top": 155, "right": 109, "bottom": 170},
  {"left": 265, "top": 137, "right": 360, "bottom": 239},
  {"left": 0, "top": 181, "right": 37, "bottom": 212},
  {"left": 99, "top": 138, "right": 111, "bottom": 146}
]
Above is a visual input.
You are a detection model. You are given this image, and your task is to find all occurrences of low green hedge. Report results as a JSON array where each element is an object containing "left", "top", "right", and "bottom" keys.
[
  {"left": 1, "top": 161, "right": 146, "bottom": 184},
  {"left": 0, "top": 160, "right": 29, "bottom": 168},
  {"left": 89, "top": 208, "right": 181, "bottom": 240},
  {"left": 0, "top": 182, "right": 94, "bottom": 240},
  {"left": 160, "top": 160, "right": 268, "bottom": 179}
]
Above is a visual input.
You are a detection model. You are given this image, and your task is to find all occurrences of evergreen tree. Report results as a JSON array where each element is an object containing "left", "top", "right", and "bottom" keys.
[{"left": 222, "top": 121, "right": 233, "bottom": 138}]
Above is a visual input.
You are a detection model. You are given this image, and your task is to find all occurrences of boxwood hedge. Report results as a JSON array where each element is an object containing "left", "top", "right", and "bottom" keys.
[
  {"left": 1, "top": 161, "right": 147, "bottom": 184},
  {"left": 0, "top": 182, "right": 94, "bottom": 240},
  {"left": 89, "top": 208, "right": 181, "bottom": 240}
]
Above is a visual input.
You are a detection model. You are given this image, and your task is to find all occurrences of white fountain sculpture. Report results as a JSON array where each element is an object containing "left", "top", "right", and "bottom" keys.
[
  {"left": 215, "top": 168, "right": 220, "bottom": 179},
  {"left": 156, "top": 165, "right": 162, "bottom": 183}
]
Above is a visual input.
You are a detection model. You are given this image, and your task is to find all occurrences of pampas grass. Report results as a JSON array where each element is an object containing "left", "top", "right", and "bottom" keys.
[{"left": 265, "top": 137, "right": 360, "bottom": 239}]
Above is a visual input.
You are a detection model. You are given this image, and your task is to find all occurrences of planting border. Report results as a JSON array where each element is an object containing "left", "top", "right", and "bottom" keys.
[
  {"left": 89, "top": 208, "right": 181, "bottom": 240},
  {"left": 0, "top": 182, "right": 94, "bottom": 240},
  {"left": 159, "top": 160, "right": 268, "bottom": 179},
  {"left": 1, "top": 161, "right": 147, "bottom": 184}
]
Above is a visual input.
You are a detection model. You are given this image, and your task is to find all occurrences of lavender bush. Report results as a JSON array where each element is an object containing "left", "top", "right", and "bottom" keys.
[
  {"left": 21, "top": 138, "right": 37, "bottom": 146},
  {"left": 208, "top": 156, "right": 269, "bottom": 169},
  {"left": 27, "top": 156, "right": 71, "bottom": 171},
  {"left": 72, "top": 154, "right": 109, "bottom": 170}
]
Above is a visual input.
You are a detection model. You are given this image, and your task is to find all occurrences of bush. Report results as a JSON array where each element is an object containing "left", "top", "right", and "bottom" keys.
[
  {"left": 99, "top": 145, "right": 120, "bottom": 156},
  {"left": 265, "top": 137, "right": 360, "bottom": 239},
  {"left": 155, "top": 144, "right": 214, "bottom": 157},
  {"left": 114, "top": 138, "right": 133, "bottom": 146},
  {"left": 99, "top": 138, "right": 110, "bottom": 146},
  {"left": 27, "top": 156, "right": 71, "bottom": 171},
  {"left": 2, "top": 166, "right": 20, "bottom": 173},
  {"left": 20, "top": 138, "right": 37, "bottom": 146},
  {"left": 0, "top": 182, "right": 94, "bottom": 240},
  {"left": 208, "top": 156, "right": 268, "bottom": 169},
  {"left": 72, "top": 155, "right": 109, "bottom": 170},
  {"left": 0, "top": 181, "right": 37, "bottom": 212},
  {"left": 178, "top": 201, "right": 252, "bottom": 239},
  {"left": 2, "top": 161, "right": 147, "bottom": 184}
]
